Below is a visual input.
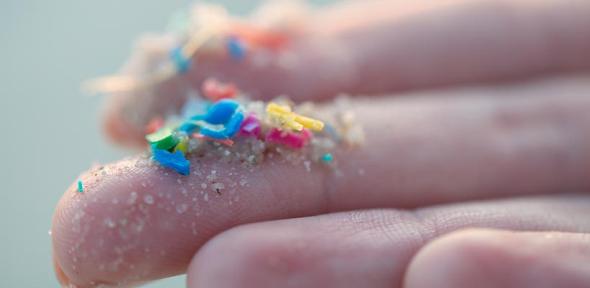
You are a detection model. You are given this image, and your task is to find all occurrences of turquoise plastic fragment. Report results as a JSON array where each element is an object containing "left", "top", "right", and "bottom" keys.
[
  {"left": 77, "top": 180, "right": 84, "bottom": 193},
  {"left": 170, "top": 46, "right": 191, "bottom": 74},
  {"left": 152, "top": 148, "right": 190, "bottom": 175},
  {"left": 321, "top": 153, "right": 334, "bottom": 163},
  {"left": 227, "top": 37, "right": 246, "bottom": 60}
]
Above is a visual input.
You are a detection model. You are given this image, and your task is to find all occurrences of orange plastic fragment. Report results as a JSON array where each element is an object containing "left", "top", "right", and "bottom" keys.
[
  {"left": 229, "top": 24, "right": 289, "bottom": 51},
  {"left": 192, "top": 133, "right": 234, "bottom": 146}
]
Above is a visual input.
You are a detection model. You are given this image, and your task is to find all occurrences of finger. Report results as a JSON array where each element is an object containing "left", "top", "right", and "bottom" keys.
[
  {"left": 405, "top": 229, "right": 590, "bottom": 288},
  {"left": 102, "top": 24, "right": 356, "bottom": 147},
  {"left": 103, "top": 0, "right": 590, "bottom": 146},
  {"left": 318, "top": 0, "right": 590, "bottom": 94},
  {"left": 54, "top": 77, "right": 590, "bottom": 286},
  {"left": 185, "top": 196, "right": 590, "bottom": 288}
]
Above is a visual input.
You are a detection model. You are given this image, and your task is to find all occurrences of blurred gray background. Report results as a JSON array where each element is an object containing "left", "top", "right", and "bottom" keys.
[{"left": 0, "top": 0, "right": 331, "bottom": 287}]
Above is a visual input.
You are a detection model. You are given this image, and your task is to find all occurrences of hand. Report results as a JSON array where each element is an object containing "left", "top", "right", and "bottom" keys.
[{"left": 52, "top": 0, "right": 590, "bottom": 287}]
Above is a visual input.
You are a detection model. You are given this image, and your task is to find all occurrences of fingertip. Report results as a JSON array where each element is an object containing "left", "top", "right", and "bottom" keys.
[
  {"left": 404, "top": 229, "right": 590, "bottom": 288},
  {"left": 51, "top": 153, "right": 311, "bottom": 287},
  {"left": 187, "top": 224, "right": 306, "bottom": 288},
  {"left": 404, "top": 229, "right": 503, "bottom": 288},
  {"left": 51, "top": 157, "right": 180, "bottom": 287}
]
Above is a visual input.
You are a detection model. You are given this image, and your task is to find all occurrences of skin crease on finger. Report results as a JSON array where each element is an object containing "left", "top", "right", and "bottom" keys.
[
  {"left": 53, "top": 76, "right": 590, "bottom": 287},
  {"left": 102, "top": 0, "right": 590, "bottom": 147},
  {"left": 186, "top": 198, "right": 590, "bottom": 288}
]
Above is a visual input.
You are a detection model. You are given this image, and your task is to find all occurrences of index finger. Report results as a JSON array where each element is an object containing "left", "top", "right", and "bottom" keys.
[{"left": 54, "top": 77, "right": 590, "bottom": 286}]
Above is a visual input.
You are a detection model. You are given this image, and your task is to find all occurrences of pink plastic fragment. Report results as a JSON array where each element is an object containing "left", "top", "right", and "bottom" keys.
[
  {"left": 265, "top": 128, "right": 311, "bottom": 149},
  {"left": 239, "top": 114, "right": 261, "bottom": 137}
]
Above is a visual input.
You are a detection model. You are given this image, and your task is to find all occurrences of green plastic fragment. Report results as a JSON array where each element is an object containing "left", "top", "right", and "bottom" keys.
[
  {"left": 321, "top": 153, "right": 334, "bottom": 163},
  {"left": 77, "top": 180, "right": 84, "bottom": 193},
  {"left": 146, "top": 128, "right": 178, "bottom": 150}
]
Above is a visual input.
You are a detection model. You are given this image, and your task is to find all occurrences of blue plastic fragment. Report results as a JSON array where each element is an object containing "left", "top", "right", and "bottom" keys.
[
  {"left": 187, "top": 99, "right": 244, "bottom": 140},
  {"left": 223, "top": 111, "right": 245, "bottom": 137},
  {"left": 152, "top": 148, "right": 190, "bottom": 175},
  {"left": 323, "top": 123, "right": 342, "bottom": 143},
  {"left": 192, "top": 99, "right": 240, "bottom": 124},
  {"left": 178, "top": 121, "right": 199, "bottom": 134},
  {"left": 226, "top": 37, "right": 246, "bottom": 60},
  {"left": 199, "top": 127, "right": 225, "bottom": 139},
  {"left": 170, "top": 46, "right": 191, "bottom": 74},
  {"left": 200, "top": 111, "right": 244, "bottom": 139}
]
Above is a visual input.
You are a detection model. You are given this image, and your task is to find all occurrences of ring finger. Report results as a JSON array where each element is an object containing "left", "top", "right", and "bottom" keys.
[{"left": 188, "top": 194, "right": 590, "bottom": 288}]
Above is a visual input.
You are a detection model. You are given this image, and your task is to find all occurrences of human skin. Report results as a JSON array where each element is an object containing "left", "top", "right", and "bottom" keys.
[{"left": 52, "top": 0, "right": 590, "bottom": 287}]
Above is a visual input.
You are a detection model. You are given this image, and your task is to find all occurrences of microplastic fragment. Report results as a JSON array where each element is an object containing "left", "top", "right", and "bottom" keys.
[
  {"left": 170, "top": 46, "right": 191, "bottom": 73},
  {"left": 77, "top": 180, "right": 84, "bottom": 193},
  {"left": 152, "top": 148, "right": 190, "bottom": 175}
]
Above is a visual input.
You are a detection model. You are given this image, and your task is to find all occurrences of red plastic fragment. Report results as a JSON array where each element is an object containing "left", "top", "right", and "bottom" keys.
[
  {"left": 202, "top": 78, "right": 237, "bottom": 102},
  {"left": 145, "top": 116, "right": 164, "bottom": 134}
]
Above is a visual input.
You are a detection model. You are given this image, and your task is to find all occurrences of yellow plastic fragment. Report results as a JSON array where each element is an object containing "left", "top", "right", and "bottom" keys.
[
  {"left": 293, "top": 114, "right": 324, "bottom": 131},
  {"left": 266, "top": 102, "right": 324, "bottom": 132},
  {"left": 174, "top": 136, "right": 189, "bottom": 154}
]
